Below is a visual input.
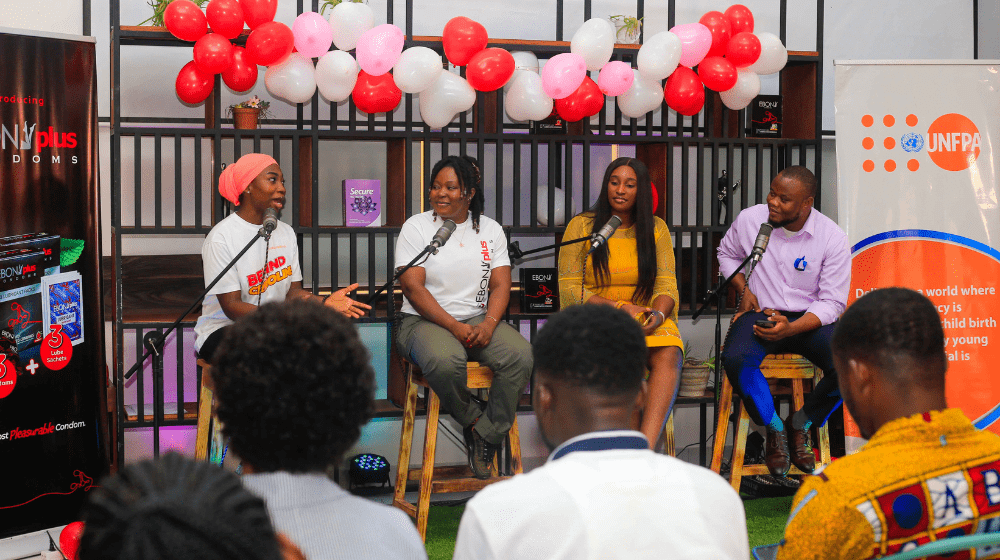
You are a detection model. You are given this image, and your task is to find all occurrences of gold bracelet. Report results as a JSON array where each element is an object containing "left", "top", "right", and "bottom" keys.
[
  {"left": 615, "top": 300, "right": 628, "bottom": 309},
  {"left": 485, "top": 315, "right": 499, "bottom": 324}
]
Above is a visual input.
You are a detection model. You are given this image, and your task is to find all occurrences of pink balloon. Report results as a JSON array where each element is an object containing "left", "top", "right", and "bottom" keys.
[
  {"left": 597, "top": 60, "right": 634, "bottom": 96},
  {"left": 541, "top": 52, "right": 587, "bottom": 100},
  {"left": 355, "top": 24, "right": 405, "bottom": 77},
  {"left": 292, "top": 11, "right": 333, "bottom": 59},
  {"left": 670, "top": 23, "right": 712, "bottom": 68}
]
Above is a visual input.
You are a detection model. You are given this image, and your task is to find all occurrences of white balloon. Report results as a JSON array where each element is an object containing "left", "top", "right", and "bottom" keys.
[
  {"left": 503, "top": 51, "right": 539, "bottom": 93},
  {"left": 328, "top": 1, "right": 375, "bottom": 52},
  {"left": 504, "top": 72, "right": 553, "bottom": 122},
  {"left": 419, "top": 71, "right": 476, "bottom": 129},
  {"left": 719, "top": 69, "right": 761, "bottom": 110},
  {"left": 617, "top": 69, "right": 662, "bottom": 119},
  {"left": 570, "top": 18, "right": 615, "bottom": 71},
  {"left": 637, "top": 31, "right": 681, "bottom": 81},
  {"left": 536, "top": 185, "right": 571, "bottom": 226},
  {"left": 265, "top": 53, "right": 316, "bottom": 104},
  {"left": 748, "top": 32, "right": 787, "bottom": 75},
  {"left": 393, "top": 46, "right": 443, "bottom": 94},
  {"left": 315, "top": 50, "right": 359, "bottom": 102}
]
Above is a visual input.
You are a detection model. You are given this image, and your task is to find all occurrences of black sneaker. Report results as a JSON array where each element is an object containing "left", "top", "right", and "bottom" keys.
[{"left": 463, "top": 424, "right": 495, "bottom": 480}]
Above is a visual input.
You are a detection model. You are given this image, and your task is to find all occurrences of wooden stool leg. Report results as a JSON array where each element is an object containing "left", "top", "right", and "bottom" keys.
[
  {"left": 792, "top": 379, "right": 805, "bottom": 413},
  {"left": 416, "top": 390, "right": 441, "bottom": 542},
  {"left": 730, "top": 402, "right": 751, "bottom": 493},
  {"left": 814, "top": 369, "right": 832, "bottom": 466},
  {"left": 711, "top": 376, "right": 734, "bottom": 473},
  {"left": 508, "top": 416, "right": 523, "bottom": 475},
  {"left": 392, "top": 371, "right": 419, "bottom": 515},
  {"left": 195, "top": 367, "right": 214, "bottom": 462},
  {"left": 664, "top": 411, "right": 676, "bottom": 457}
]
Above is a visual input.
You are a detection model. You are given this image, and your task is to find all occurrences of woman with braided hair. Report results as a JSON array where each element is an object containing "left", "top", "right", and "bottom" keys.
[
  {"left": 78, "top": 453, "right": 305, "bottom": 560},
  {"left": 395, "top": 155, "right": 532, "bottom": 480}
]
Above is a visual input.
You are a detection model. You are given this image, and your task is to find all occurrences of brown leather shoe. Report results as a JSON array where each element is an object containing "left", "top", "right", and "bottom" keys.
[
  {"left": 785, "top": 414, "right": 816, "bottom": 474},
  {"left": 765, "top": 426, "right": 791, "bottom": 476}
]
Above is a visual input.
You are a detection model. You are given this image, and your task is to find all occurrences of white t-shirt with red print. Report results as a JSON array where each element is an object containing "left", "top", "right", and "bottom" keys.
[
  {"left": 194, "top": 212, "right": 302, "bottom": 351},
  {"left": 395, "top": 211, "right": 510, "bottom": 321}
]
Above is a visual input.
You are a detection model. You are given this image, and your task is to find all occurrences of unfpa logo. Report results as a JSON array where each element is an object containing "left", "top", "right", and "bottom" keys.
[{"left": 860, "top": 113, "right": 981, "bottom": 173}]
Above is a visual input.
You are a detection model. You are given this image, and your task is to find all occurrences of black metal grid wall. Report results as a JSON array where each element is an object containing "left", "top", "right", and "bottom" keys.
[{"left": 110, "top": 0, "right": 823, "bottom": 460}]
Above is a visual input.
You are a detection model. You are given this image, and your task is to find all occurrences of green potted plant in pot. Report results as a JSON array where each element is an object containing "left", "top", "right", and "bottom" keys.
[
  {"left": 679, "top": 342, "right": 715, "bottom": 398},
  {"left": 227, "top": 96, "right": 271, "bottom": 130},
  {"left": 138, "top": 0, "right": 208, "bottom": 26}
]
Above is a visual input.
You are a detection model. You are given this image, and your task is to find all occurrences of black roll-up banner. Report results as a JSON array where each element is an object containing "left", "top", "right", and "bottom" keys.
[{"left": 0, "top": 29, "right": 108, "bottom": 538}]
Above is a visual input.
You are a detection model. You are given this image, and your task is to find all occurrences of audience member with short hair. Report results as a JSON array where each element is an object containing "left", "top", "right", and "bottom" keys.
[
  {"left": 453, "top": 304, "right": 749, "bottom": 559},
  {"left": 778, "top": 287, "right": 1000, "bottom": 559},
  {"left": 78, "top": 453, "right": 304, "bottom": 560},
  {"left": 212, "top": 299, "right": 426, "bottom": 559}
]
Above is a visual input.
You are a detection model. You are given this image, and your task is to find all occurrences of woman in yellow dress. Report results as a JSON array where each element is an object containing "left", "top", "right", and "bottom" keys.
[{"left": 558, "top": 157, "right": 683, "bottom": 448}]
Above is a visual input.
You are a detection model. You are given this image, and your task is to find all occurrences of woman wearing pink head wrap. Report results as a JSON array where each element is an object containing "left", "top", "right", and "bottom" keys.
[{"left": 193, "top": 154, "right": 371, "bottom": 361}]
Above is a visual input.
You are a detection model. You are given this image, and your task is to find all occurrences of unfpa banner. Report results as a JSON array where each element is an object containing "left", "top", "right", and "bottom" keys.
[
  {"left": 0, "top": 30, "right": 107, "bottom": 537},
  {"left": 836, "top": 61, "right": 1000, "bottom": 442}
]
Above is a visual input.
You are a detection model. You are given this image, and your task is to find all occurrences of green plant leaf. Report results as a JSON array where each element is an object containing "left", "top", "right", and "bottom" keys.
[{"left": 60, "top": 238, "right": 85, "bottom": 267}]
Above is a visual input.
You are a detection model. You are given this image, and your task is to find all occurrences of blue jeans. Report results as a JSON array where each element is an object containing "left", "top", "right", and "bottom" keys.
[{"left": 721, "top": 311, "right": 841, "bottom": 427}]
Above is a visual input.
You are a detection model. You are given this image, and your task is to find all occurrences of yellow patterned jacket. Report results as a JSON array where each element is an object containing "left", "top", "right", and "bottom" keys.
[{"left": 778, "top": 409, "right": 1000, "bottom": 560}]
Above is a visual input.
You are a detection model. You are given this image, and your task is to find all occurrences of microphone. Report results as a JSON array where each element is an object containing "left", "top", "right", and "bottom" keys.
[
  {"left": 588, "top": 215, "right": 622, "bottom": 255},
  {"left": 428, "top": 219, "right": 457, "bottom": 254},
  {"left": 750, "top": 223, "right": 774, "bottom": 264},
  {"left": 261, "top": 208, "right": 278, "bottom": 239}
]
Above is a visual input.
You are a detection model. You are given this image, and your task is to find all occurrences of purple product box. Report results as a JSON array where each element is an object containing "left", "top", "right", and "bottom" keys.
[
  {"left": 0, "top": 248, "right": 46, "bottom": 352},
  {"left": 0, "top": 232, "right": 61, "bottom": 276},
  {"left": 343, "top": 179, "right": 382, "bottom": 227}
]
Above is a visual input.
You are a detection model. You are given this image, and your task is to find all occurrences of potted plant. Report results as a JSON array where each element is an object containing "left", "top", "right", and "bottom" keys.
[
  {"left": 319, "top": 0, "right": 366, "bottom": 15},
  {"left": 679, "top": 342, "right": 714, "bottom": 397},
  {"left": 138, "top": 0, "right": 208, "bottom": 26},
  {"left": 227, "top": 96, "right": 271, "bottom": 130},
  {"left": 609, "top": 15, "right": 643, "bottom": 45}
]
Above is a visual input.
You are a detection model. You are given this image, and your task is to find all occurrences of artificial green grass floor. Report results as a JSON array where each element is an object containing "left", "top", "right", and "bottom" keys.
[{"left": 423, "top": 495, "right": 794, "bottom": 559}]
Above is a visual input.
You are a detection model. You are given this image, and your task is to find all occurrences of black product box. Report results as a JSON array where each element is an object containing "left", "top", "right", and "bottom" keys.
[
  {"left": 748, "top": 95, "right": 782, "bottom": 138},
  {"left": 530, "top": 111, "right": 567, "bottom": 135},
  {"left": 0, "top": 232, "right": 60, "bottom": 276},
  {"left": 0, "top": 248, "right": 46, "bottom": 352},
  {"left": 519, "top": 268, "right": 559, "bottom": 313}
]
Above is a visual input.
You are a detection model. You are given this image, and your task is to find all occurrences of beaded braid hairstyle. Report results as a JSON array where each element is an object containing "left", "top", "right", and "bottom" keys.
[
  {"left": 429, "top": 155, "right": 485, "bottom": 233},
  {"left": 79, "top": 453, "right": 283, "bottom": 560}
]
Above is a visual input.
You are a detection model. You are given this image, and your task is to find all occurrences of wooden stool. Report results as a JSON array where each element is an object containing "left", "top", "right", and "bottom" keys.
[
  {"left": 710, "top": 354, "right": 832, "bottom": 492},
  {"left": 392, "top": 361, "right": 523, "bottom": 541},
  {"left": 194, "top": 359, "right": 216, "bottom": 461}
]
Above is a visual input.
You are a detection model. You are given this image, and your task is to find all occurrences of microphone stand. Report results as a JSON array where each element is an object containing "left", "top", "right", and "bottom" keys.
[
  {"left": 507, "top": 235, "right": 595, "bottom": 263},
  {"left": 365, "top": 243, "right": 439, "bottom": 305},
  {"left": 692, "top": 252, "right": 757, "bottom": 433},
  {"left": 123, "top": 226, "right": 272, "bottom": 383}
]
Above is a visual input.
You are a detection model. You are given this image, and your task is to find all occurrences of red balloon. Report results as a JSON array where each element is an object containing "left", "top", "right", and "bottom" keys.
[
  {"left": 222, "top": 46, "right": 258, "bottom": 92},
  {"left": 724, "top": 4, "right": 755, "bottom": 35},
  {"left": 442, "top": 16, "right": 488, "bottom": 66},
  {"left": 193, "top": 33, "right": 234, "bottom": 74},
  {"left": 207, "top": 0, "right": 245, "bottom": 39},
  {"left": 466, "top": 48, "right": 515, "bottom": 92},
  {"left": 699, "top": 11, "right": 732, "bottom": 58},
  {"left": 698, "top": 56, "right": 738, "bottom": 91},
  {"left": 176, "top": 60, "right": 215, "bottom": 104},
  {"left": 60, "top": 521, "right": 85, "bottom": 560},
  {"left": 352, "top": 70, "right": 402, "bottom": 114},
  {"left": 664, "top": 66, "right": 705, "bottom": 116},
  {"left": 245, "top": 21, "right": 293, "bottom": 67},
  {"left": 164, "top": 0, "right": 207, "bottom": 42},
  {"left": 726, "top": 32, "right": 761, "bottom": 68},
  {"left": 554, "top": 76, "right": 604, "bottom": 122},
  {"left": 239, "top": 0, "right": 277, "bottom": 29}
]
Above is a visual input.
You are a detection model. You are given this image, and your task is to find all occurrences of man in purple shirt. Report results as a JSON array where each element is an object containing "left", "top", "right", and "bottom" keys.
[{"left": 717, "top": 166, "right": 850, "bottom": 477}]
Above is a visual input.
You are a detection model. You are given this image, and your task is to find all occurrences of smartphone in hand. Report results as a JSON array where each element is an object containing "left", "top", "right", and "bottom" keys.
[{"left": 755, "top": 319, "right": 776, "bottom": 328}]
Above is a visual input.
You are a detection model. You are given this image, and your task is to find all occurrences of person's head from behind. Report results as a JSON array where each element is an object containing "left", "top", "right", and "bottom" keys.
[
  {"left": 213, "top": 299, "right": 376, "bottom": 473},
  {"left": 531, "top": 305, "right": 648, "bottom": 450},
  {"left": 79, "top": 453, "right": 303, "bottom": 560},
  {"left": 831, "top": 287, "right": 947, "bottom": 439}
]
